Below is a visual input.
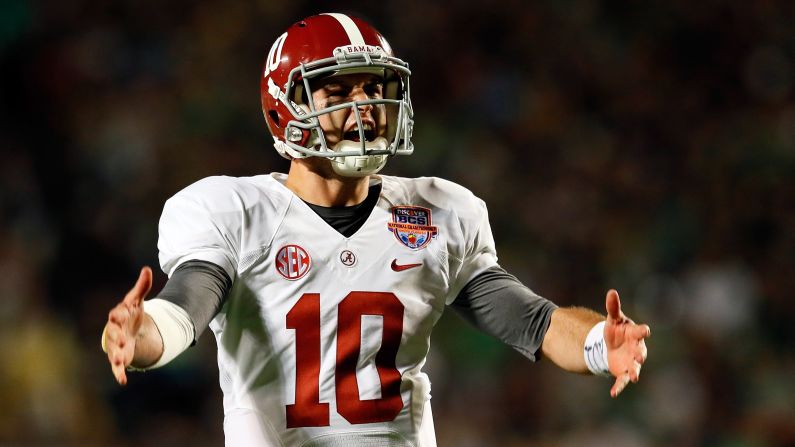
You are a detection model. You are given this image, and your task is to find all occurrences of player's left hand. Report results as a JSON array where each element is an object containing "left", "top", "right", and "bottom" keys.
[{"left": 603, "top": 289, "right": 650, "bottom": 398}]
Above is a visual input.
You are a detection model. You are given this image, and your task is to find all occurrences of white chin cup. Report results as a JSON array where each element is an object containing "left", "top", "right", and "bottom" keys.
[{"left": 329, "top": 137, "right": 389, "bottom": 177}]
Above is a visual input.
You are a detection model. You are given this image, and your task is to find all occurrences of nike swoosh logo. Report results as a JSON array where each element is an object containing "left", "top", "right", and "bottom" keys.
[{"left": 391, "top": 259, "right": 422, "bottom": 272}]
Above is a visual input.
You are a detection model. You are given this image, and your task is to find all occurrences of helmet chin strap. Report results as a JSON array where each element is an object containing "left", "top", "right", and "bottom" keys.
[{"left": 329, "top": 137, "right": 389, "bottom": 177}]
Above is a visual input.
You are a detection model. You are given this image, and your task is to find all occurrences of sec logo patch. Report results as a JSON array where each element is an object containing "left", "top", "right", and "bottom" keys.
[{"left": 275, "top": 245, "right": 311, "bottom": 280}]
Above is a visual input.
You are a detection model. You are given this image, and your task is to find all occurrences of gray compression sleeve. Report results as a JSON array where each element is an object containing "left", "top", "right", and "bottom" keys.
[
  {"left": 157, "top": 260, "right": 232, "bottom": 342},
  {"left": 450, "top": 265, "right": 558, "bottom": 361}
]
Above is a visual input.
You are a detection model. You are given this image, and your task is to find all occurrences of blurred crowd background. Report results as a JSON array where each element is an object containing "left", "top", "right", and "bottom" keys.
[{"left": 1, "top": 0, "right": 794, "bottom": 446}]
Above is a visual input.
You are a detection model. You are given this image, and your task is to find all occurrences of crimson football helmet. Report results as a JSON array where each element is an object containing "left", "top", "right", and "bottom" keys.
[{"left": 260, "top": 13, "right": 413, "bottom": 176}]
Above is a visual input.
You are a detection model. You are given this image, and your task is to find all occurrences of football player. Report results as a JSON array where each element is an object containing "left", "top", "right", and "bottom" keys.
[{"left": 102, "top": 13, "right": 650, "bottom": 446}]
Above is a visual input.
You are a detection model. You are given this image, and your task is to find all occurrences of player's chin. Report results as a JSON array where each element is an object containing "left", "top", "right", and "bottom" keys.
[{"left": 303, "top": 156, "right": 335, "bottom": 173}]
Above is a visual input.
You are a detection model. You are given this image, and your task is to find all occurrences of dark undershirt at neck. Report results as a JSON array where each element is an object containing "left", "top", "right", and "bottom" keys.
[{"left": 303, "top": 184, "right": 381, "bottom": 237}]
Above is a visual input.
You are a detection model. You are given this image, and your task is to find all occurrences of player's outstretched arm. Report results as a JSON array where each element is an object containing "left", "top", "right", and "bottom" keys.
[
  {"left": 102, "top": 266, "right": 164, "bottom": 385},
  {"left": 540, "top": 289, "right": 650, "bottom": 397}
]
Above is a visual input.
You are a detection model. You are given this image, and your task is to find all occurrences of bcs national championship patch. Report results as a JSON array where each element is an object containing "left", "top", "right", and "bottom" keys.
[{"left": 388, "top": 206, "right": 438, "bottom": 250}]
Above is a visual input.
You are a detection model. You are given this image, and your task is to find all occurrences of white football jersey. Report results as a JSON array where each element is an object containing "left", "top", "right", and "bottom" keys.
[{"left": 158, "top": 173, "right": 498, "bottom": 447}]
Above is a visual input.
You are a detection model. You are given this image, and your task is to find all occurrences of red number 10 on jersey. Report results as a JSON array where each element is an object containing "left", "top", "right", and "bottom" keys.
[{"left": 286, "top": 292, "right": 405, "bottom": 428}]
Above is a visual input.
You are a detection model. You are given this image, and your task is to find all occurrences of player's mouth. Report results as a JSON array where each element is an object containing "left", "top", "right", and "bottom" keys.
[{"left": 343, "top": 123, "right": 376, "bottom": 142}]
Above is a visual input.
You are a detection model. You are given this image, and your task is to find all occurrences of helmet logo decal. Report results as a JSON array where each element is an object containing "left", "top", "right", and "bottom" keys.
[
  {"left": 388, "top": 206, "right": 438, "bottom": 250},
  {"left": 263, "top": 32, "right": 287, "bottom": 78}
]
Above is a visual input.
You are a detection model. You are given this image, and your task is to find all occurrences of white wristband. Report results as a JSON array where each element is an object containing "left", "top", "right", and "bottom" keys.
[
  {"left": 584, "top": 321, "right": 611, "bottom": 377},
  {"left": 136, "top": 299, "right": 195, "bottom": 370}
]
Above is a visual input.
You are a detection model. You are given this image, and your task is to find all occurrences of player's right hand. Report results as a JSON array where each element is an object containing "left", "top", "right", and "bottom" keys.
[{"left": 102, "top": 266, "right": 153, "bottom": 385}]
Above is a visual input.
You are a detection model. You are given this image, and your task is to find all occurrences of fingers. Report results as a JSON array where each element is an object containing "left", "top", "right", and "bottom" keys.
[
  {"left": 605, "top": 289, "right": 622, "bottom": 322},
  {"left": 629, "top": 324, "right": 650, "bottom": 364},
  {"left": 634, "top": 340, "right": 648, "bottom": 364},
  {"left": 109, "top": 348, "right": 129, "bottom": 385},
  {"left": 611, "top": 359, "right": 641, "bottom": 397},
  {"left": 105, "top": 323, "right": 130, "bottom": 385},
  {"left": 630, "top": 324, "right": 651, "bottom": 340},
  {"left": 611, "top": 373, "right": 630, "bottom": 398},
  {"left": 611, "top": 341, "right": 647, "bottom": 397},
  {"left": 105, "top": 318, "right": 130, "bottom": 378},
  {"left": 108, "top": 303, "right": 131, "bottom": 326},
  {"left": 604, "top": 290, "right": 651, "bottom": 398},
  {"left": 106, "top": 302, "right": 136, "bottom": 351},
  {"left": 106, "top": 302, "right": 136, "bottom": 385},
  {"left": 629, "top": 360, "right": 642, "bottom": 383},
  {"left": 123, "top": 266, "right": 153, "bottom": 307}
]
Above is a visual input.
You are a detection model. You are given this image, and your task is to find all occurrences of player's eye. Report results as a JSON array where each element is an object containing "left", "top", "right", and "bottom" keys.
[
  {"left": 365, "top": 82, "right": 384, "bottom": 98},
  {"left": 326, "top": 87, "right": 344, "bottom": 96},
  {"left": 324, "top": 87, "right": 350, "bottom": 106}
]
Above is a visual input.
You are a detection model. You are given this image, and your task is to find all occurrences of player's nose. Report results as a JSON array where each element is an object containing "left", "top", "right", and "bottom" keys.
[{"left": 352, "top": 89, "right": 373, "bottom": 109}]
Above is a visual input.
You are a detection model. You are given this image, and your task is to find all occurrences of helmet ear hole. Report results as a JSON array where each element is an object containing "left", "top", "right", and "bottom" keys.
[
  {"left": 384, "top": 69, "right": 402, "bottom": 100},
  {"left": 294, "top": 85, "right": 307, "bottom": 105},
  {"left": 268, "top": 110, "right": 280, "bottom": 127}
]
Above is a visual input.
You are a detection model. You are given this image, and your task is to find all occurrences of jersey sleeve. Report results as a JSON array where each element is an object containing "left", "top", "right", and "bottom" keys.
[
  {"left": 157, "top": 178, "right": 241, "bottom": 280},
  {"left": 446, "top": 194, "right": 499, "bottom": 304},
  {"left": 156, "top": 260, "right": 232, "bottom": 340},
  {"left": 450, "top": 265, "right": 557, "bottom": 361}
]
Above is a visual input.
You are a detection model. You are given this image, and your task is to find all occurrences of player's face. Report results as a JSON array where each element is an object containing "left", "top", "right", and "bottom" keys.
[{"left": 311, "top": 73, "right": 388, "bottom": 147}]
